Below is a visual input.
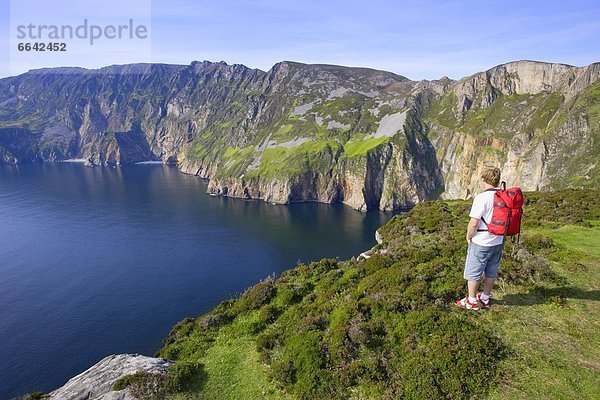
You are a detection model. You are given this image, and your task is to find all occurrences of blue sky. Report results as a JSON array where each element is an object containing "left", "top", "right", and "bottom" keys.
[{"left": 1, "top": 0, "right": 599, "bottom": 80}]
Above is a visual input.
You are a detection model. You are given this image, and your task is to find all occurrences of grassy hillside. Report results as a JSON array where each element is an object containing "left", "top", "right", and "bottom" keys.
[{"left": 114, "top": 189, "right": 600, "bottom": 399}]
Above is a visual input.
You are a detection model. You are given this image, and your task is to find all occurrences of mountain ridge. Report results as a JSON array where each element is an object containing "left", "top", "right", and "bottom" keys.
[
  {"left": 1, "top": 59, "right": 599, "bottom": 210},
  {"left": 11, "top": 59, "right": 594, "bottom": 79}
]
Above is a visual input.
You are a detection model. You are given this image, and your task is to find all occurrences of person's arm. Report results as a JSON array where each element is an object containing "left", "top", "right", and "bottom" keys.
[
  {"left": 466, "top": 218, "right": 479, "bottom": 244},
  {"left": 467, "top": 194, "right": 485, "bottom": 244}
]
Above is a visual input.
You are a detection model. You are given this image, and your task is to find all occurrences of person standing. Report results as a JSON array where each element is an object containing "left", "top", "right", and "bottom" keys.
[{"left": 456, "top": 166, "right": 505, "bottom": 310}]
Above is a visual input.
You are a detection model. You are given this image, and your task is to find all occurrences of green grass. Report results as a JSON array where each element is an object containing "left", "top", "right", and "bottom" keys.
[
  {"left": 246, "top": 140, "right": 342, "bottom": 179},
  {"left": 460, "top": 94, "right": 537, "bottom": 138},
  {"left": 486, "top": 296, "right": 600, "bottom": 400},
  {"left": 482, "top": 145, "right": 503, "bottom": 157},
  {"left": 562, "top": 80, "right": 600, "bottom": 128},
  {"left": 426, "top": 91, "right": 565, "bottom": 141},
  {"left": 154, "top": 189, "right": 600, "bottom": 399},
  {"left": 208, "top": 134, "right": 393, "bottom": 182},
  {"left": 585, "top": 82, "right": 600, "bottom": 126},
  {"left": 425, "top": 90, "right": 459, "bottom": 129},
  {"left": 272, "top": 124, "right": 295, "bottom": 141},
  {"left": 193, "top": 314, "right": 290, "bottom": 400},
  {"left": 218, "top": 146, "right": 256, "bottom": 177},
  {"left": 343, "top": 136, "right": 389, "bottom": 158},
  {"left": 541, "top": 82, "right": 600, "bottom": 189},
  {"left": 216, "top": 120, "right": 235, "bottom": 130},
  {"left": 525, "top": 94, "right": 564, "bottom": 134},
  {"left": 522, "top": 222, "right": 600, "bottom": 290},
  {"left": 484, "top": 222, "right": 600, "bottom": 399},
  {"left": 187, "top": 141, "right": 211, "bottom": 160},
  {"left": 0, "top": 115, "right": 45, "bottom": 131},
  {"left": 309, "top": 96, "right": 361, "bottom": 126},
  {"left": 542, "top": 222, "right": 600, "bottom": 260}
]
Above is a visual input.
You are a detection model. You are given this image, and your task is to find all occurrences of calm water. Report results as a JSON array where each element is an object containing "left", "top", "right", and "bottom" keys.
[{"left": 0, "top": 163, "right": 392, "bottom": 398}]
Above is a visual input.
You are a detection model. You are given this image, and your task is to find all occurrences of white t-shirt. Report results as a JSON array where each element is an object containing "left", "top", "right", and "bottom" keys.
[{"left": 469, "top": 190, "right": 505, "bottom": 247}]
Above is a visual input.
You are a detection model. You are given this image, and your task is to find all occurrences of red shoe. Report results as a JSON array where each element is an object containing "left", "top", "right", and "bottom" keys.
[
  {"left": 455, "top": 297, "right": 479, "bottom": 311},
  {"left": 477, "top": 292, "right": 491, "bottom": 308}
]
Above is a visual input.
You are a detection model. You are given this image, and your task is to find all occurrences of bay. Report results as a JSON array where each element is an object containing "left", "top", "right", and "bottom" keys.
[{"left": 0, "top": 163, "right": 392, "bottom": 398}]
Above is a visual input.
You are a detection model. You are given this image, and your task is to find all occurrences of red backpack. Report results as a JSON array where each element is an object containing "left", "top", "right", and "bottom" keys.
[{"left": 481, "top": 182, "right": 524, "bottom": 237}]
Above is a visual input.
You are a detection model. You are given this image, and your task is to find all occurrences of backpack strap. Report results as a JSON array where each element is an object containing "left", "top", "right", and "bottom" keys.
[
  {"left": 477, "top": 216, "right": 488, "bottom": 232},
  {"left": 476, "top": 184, "right": 502, "bottom": 231}
]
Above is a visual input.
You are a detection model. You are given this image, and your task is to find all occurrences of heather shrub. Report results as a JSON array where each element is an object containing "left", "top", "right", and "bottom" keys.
[
  {"left": 156, "top": 189, "right": 599, "bottom": 399},
  {"left": 238, "top": 278, "right": 276, "bottom": 311}
]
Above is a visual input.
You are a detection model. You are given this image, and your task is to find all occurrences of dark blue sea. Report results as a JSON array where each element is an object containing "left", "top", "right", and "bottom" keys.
[{"left": 0, "top": 163, "right": 392, "bottom": 399}]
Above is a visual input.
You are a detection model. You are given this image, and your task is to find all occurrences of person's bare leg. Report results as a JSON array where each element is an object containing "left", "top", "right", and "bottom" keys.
[
  {"left": 468, "top": 280, "right": 479, "bottom": 299},
  {"left": 483, "top": 277, "right": 495, "bottom": 296}
]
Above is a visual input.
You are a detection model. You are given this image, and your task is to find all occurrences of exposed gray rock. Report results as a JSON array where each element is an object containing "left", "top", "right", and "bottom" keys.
[
  {"left": 47, "top": 354, "right": 172, "bottom": 400},
  {"left": 369, "top": 111, "right": 407, "bottom": 138},
  {"left": 375, "top": 230, "right": 383, "bottom": 244}
]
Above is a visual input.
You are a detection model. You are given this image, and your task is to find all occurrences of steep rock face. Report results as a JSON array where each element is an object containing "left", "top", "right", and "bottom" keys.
[
  {"left": 0, "top": 128, "right": 42, "bottom": 163},
  {"left": 47, "top": 354, "right": 172, "bottom": 400},
  {"left": 0, "top": 59, "right": 598, "bottom": 210},
  {"left": 428, "top": 125, "right": 548, "bottom": 198},
  {"left": 454, "top": 61, "right": 574, "bottom": 109},
  {"left": 426, "top": 60, "right": 600, "bottom": 199}
]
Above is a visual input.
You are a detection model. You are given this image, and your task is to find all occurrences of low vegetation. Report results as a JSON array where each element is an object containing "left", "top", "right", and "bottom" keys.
[{"left": 112, "top": 189, "right": 599, "bottom": 399}]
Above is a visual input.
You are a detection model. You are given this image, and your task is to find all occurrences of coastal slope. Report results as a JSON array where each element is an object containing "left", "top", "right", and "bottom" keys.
[{"left": 38, "top": 188, "right": 600, "bottom": 399}]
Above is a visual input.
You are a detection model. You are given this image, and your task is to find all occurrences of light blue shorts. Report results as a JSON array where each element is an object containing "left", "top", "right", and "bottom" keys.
[{"left": 464, "top": 242, "right": 504, "bottom": 281}]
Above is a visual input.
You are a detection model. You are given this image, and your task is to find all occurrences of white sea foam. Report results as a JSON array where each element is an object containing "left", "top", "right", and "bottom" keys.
[
  {"left": 62, "top": 159, "right": 87, "bottom": 163},
  {"left": 134, "top": 161, "right": 164, "bottom": 165}
]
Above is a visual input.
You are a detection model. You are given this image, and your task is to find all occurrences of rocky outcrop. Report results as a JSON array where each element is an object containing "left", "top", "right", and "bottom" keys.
[
  {"left": 0, "top": 59, "right": 598, "bottom": 210},
  {"left": 46, "top": 354, "right": 172, "bottom": 400}
]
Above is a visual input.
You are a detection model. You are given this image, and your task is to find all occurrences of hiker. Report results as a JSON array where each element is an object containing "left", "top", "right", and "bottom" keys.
[{"left": 456, "top": 166, "right": 504, "bottom": 310}]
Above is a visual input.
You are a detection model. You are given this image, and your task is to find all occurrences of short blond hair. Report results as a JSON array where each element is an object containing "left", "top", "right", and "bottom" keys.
[{"left": 481, "top": 166, "right": 501, "bottom": 187}]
